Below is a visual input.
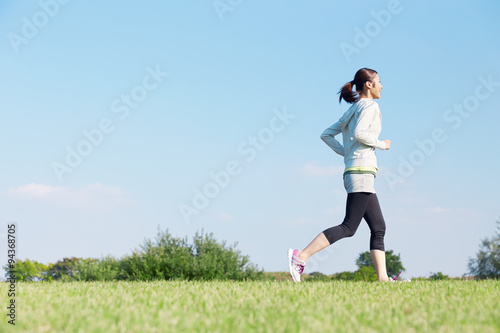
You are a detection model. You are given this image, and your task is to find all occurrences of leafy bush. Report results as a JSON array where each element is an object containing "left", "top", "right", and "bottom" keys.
[
  {"left": 73, "top": 257, "right": 120, "bottom": 281},
  {"left": 330, "top": 267, "right": 378, "bottom": 282},
  {"left": 118, "top": 230, "right": 194, "bottom": 281},
  {"left": 331, "top": 271, "right": 356, "bottom": 281},
  {"left": 74, "top": 228, "right": 263, "bottom": 282},
  {"left": 429, "top": 272, "right": 450, "bottom": 280},
  {"left": 306, "top": 272, "right": 331, "bottom": 281}
]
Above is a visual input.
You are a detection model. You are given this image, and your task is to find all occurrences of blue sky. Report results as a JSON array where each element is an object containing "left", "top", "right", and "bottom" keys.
[{"left": 1, "top": 1, "right": 499, "bottom": 278}]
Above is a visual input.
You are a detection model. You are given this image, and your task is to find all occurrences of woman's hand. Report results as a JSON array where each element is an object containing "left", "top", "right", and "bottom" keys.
[{"left": 383, "top": 139, "right": 391, "bottom": 150}]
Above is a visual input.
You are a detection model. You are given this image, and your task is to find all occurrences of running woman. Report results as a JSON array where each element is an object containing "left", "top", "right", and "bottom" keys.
[{"left": 288, "top": 68, "right": 392, "bottom": 282}]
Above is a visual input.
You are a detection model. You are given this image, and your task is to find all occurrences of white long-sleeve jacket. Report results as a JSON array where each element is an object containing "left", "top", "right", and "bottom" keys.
[{"left": 320, "top": 98, "right": 387, "bottom": 169}]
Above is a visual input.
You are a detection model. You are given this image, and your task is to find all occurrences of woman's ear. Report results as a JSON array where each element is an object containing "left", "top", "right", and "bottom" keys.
[{"left": 365, "top": 80, "right": 373, "bottom": 89}]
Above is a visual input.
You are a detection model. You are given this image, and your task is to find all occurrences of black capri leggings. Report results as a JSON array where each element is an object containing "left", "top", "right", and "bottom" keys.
[{"left": 322, "top": 192, "right": 386, "bottom": 251}]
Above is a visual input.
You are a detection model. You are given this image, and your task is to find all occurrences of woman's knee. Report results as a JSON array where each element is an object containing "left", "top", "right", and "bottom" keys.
[{"left": 344, "top": 226, "right": 357, "bottom": 238}]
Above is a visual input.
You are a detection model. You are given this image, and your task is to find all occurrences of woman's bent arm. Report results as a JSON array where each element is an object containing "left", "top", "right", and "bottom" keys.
[{"left": 321, "top": 122, "right": 345, "bottom": 156}]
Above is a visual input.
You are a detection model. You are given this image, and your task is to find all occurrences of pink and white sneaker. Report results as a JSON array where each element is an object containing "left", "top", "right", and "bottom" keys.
[
  {"left": 391, "top": 271, "right": 402, "bottom": 281},
  {"left": 390, "top": 271, "right": 411, "bottom": 282},
  {"left": 288, "top": 249, "right": 306, "bottom": 282}
]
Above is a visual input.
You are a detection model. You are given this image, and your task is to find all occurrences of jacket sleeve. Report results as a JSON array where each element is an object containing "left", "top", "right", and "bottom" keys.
[
  {"left": 320, "top": 122, "right": 345, "bottom": 156},
  {"left": 354, "top": 105, "right": 387, "bottom": 150}
]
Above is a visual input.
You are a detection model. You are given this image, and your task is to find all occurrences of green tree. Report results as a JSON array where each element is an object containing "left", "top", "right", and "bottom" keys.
[
  {"left": 468, "top": 219, "right": 500, "bottom": 279},
  {"left": 3, "top": 259, "right": 48, "bottom": 282},
  {"left": 46, "top": 257, "right": 81, "bottom": 280},
  {"left": 353, "top": 265, "right": 378, "bottom": 282},
  {"left": 356, "top": 250, "right": 405, "bottom": 278}
]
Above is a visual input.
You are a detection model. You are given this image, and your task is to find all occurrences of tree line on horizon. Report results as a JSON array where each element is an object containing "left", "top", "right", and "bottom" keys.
[{"left": 3, "top": 220, "right": 499, "bottom": 282}]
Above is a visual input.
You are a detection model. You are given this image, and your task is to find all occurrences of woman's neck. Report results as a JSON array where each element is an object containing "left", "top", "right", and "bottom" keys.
[{"left": 358, "top": 91, "right": 373, "bottom": 99}]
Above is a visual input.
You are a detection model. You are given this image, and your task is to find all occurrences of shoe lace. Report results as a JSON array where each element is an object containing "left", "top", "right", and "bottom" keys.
[
  {"left": 293, "top": 257, "right": 306, "bottom": 274},
  {"left": 295, "top": 264, "right": 305, "bottom": 274}
]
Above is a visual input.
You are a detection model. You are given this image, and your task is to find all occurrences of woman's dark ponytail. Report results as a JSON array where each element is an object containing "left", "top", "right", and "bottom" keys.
[
  {"left": 338, "top": 68, "right": 378, "bottom": 104},
  {"left": 338, "top": 80, "right": 357, "bottom": 104}
]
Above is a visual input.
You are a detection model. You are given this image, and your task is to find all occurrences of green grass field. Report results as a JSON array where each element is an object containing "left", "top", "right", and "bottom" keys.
[{"left": 1, "top": 279, "right": 499, "bottom": 332}]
